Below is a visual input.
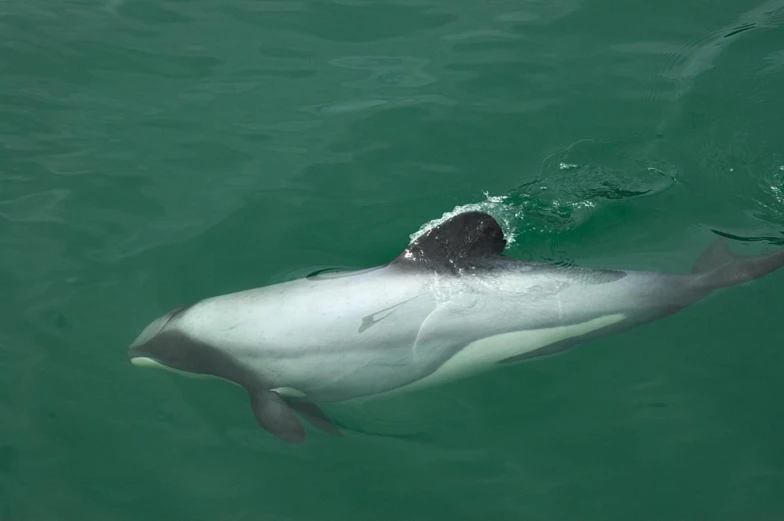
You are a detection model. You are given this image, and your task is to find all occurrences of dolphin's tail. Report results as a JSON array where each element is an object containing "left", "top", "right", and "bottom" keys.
[{"left": 691, "top": 238, "right": 784, "bottom": 289}]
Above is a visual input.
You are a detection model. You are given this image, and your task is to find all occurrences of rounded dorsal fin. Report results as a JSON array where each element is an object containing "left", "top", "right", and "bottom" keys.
[{"left": 392, "top": 211, "right": 507, "bottom": 272}]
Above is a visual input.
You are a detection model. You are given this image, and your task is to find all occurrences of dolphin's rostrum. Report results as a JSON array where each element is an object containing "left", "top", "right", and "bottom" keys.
[{"left": 128, "top": 211, "right": 784, "bottom": 442}]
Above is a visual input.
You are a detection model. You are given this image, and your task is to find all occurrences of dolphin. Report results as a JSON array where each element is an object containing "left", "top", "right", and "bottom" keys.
[{"left": 127, "top": 211, "right": 784, "bottom": 442}]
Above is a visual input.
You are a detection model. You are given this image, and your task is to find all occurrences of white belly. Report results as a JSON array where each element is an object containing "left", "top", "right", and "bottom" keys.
[{"left": 353, "top": 313, "right": 625, "bottom": 401}]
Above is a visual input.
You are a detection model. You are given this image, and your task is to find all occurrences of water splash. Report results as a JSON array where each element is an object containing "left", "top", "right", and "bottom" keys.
[
  {"left": 409, "top": 138, "right": 678, "bottom": 250},
  {"left": 749, "top": 161, "right": 784, "bottom": 229},
  {"left": 408, "top": 192, "right": 525, "bottom": 245}
]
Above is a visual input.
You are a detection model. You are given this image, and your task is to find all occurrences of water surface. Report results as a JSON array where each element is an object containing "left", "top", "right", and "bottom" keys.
[{"left": 2, "top": 0, "right": 784, "bottom": 519}]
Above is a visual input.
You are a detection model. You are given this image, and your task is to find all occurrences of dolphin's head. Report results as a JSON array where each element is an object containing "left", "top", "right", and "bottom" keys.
[{"left": 127, "top": 305, "right": 236, "bottom": 380}]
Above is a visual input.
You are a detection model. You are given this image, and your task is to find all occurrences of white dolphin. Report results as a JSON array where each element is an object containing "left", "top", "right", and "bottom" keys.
[{"left": 128, "top": 211, "right": 784, "bottom": 442}]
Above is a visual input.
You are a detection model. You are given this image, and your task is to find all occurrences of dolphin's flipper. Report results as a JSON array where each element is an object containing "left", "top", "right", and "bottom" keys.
[
  {"left": 248, "top": 389, "right": 306, "bottom": 443},
  {"left": 285, "top": 399, "right": 343, "bottom": 437}
]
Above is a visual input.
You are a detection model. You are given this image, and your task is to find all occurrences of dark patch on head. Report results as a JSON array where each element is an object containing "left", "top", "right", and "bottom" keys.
[
  {"left": 168, "top": 303, "right": 194, "bottom": 319},
  {"left": 152, "top": 303, "right": 196, "bottom": 333},
  {"left": 129, "top": 330, "right": 253, "bottom": 388},
  {"left": 392, "top": 211, "right": 508, "bottom": 273}
]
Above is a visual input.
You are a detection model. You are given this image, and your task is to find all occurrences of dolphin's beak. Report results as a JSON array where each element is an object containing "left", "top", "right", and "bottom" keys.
[{"left": 127, "top": 308, "right": 181, "bottom": 364}]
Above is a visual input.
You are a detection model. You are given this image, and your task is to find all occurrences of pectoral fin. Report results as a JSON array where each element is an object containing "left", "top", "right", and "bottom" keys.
[
  {"left": 249, "top": 389, "right": 306, "bottom": 443},
  {"left": 285, "top": 399, "right": 342, "bottom": 437}
]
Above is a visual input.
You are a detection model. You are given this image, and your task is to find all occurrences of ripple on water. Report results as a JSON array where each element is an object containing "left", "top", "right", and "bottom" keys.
[
  {"left": 411, "top": 138, "right": 678, "bottom": 248},
  {"left": 329, "top": 55, "right": 437, "bottom": 88},
  {"left": 761, "top": 50, "right": 784, "bottom": 73},
  {"left": 0, "top": 189, "right": 70, "bottom": 224},
  {"left": 300, "top": 94, "right": 457, "bottom": 116},
  {"left": 494, "top": 0, "right": 582, "bottom": 24},
  {"left": 749, "top": 162, "right": 784, "bottom": 228},
  {"left": 612, "top": 0, "right": 784, "bottom": 106}
]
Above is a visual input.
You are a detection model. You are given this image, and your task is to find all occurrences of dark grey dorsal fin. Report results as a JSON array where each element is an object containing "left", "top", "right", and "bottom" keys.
[{"left": 392, "top": 211, "right": 507, "bottom": 272}]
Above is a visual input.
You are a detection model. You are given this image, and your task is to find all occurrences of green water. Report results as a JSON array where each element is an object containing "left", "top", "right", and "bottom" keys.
[{"left": 2, "top": 0, "right": 784, "bottom": 519}]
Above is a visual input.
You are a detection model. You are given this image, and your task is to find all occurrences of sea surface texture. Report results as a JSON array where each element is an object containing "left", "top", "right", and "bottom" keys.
[{"left": 2, "top": 0, "right": 784, "bottom": 519}]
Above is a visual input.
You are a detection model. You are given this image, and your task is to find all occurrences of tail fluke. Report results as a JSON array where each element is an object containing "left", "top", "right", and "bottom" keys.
[{"left": 692, "top": 238, "right": 784, "bottom": 289}]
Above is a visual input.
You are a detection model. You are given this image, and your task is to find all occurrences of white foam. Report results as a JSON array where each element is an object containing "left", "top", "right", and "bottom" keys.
[{"left": 408, "top": 192, "right": 525, "bottom": 247}]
